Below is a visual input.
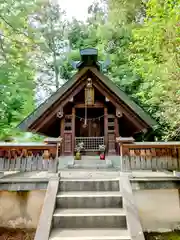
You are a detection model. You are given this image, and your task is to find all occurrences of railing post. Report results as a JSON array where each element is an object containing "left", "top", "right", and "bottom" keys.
[
  {"left": 116, "top": 137, "right": 135, "bottom": 172},
  {"left": 44, "top": 138, "right": 62, "bottom": 173}
]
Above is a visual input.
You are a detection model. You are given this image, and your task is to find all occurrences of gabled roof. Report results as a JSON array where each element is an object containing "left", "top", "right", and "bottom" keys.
[
  {"left": 91, "top": 67, "right": 156, "bottom": 127},
  {"left": 18, "top": 66, "right": 156, "bottom": 132},
  {"left": 18, "top": 67, "right": 88, "bottom": 131}
]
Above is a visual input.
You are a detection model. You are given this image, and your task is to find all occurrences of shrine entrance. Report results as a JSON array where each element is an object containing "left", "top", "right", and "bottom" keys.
[
  {"left": 75, "top": 108, "right": 104, "bottom": 137},
  {"left": 75, "top": 108, "right": 104, "bottom": 153}
]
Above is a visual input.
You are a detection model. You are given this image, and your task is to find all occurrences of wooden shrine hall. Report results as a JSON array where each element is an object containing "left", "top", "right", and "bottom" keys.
[{"left": 19, "top": 48, "right": 156, "bottom": 156}]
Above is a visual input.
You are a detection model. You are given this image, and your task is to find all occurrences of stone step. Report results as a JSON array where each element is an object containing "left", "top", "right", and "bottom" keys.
[
  {"left": 69, "top": 160, "right": 113, "bottom": 169},
  {"left": 74, "top": 160, "right": 108, "bottom": 164},
  {"left": 59, "top": 171, "right": 119, "bottom": 179},
  {"left": 49, "top": 228, "right": 131, "bottom": 240},
  {"left": 56, "top": 191, "right": 123, "bottom": 208},
  {"left": 59, "top": 179, "right": 120, "bottom": 192},
  {"left": 71, "top": 165, "right": 111, "bottom": 169},
  {"left": 52, "top": 208, "right": 127, "bottom": 228}
]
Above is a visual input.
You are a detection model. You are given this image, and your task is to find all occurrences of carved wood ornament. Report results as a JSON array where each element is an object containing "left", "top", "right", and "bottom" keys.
[
  {"left": 57, "top": 108, "right": 63, "bottom": 118},
  {"left": 85, "top": 78, "right": 94, "bottom": 105},
  {"left": 116, "top": 109, "right": 122, "bottom": 118},
  {"left": 83, "top": 78, "right": 95, "bottom": 128}
]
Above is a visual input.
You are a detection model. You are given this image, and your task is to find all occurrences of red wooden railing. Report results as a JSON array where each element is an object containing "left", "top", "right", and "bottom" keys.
[
  {"left": 0, "top": 138, "right": 62, "bottom": 172},
  {"left": 117, "top": 138, "right": 180, "bottom": 171}
]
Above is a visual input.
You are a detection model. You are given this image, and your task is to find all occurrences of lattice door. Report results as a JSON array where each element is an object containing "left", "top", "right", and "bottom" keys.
[
  {"left": 75, "top": 137, "right": 104, "bottom": 152},
  {"left": 108, "top": 115, "right": 116, "bottom": 154},
  {"left": 64, "top": 115, "right": 72, "bottom": 154}
]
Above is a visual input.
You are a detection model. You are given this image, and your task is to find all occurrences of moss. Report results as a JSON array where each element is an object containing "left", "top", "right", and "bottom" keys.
[
  {"left": 144, "top": 231, "right": 180, "bottom": 240},
  {"left": 0, "top": 227, "right": 35, "bottom": 239}
]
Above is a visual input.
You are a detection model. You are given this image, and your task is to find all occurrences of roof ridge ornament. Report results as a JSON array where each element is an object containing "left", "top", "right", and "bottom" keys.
[{"left": 69, "top": 48, "right": 110, "bottom": 71}]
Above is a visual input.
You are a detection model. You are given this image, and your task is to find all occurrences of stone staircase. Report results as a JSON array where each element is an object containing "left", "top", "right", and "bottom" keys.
[{"left": 49, "top": 178, "right": 131, "bottom": 240}]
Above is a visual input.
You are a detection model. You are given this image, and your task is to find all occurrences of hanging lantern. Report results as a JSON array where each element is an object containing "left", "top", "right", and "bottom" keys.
[{"left": 85, "top": 78, "right": 94, "bottom": 105}]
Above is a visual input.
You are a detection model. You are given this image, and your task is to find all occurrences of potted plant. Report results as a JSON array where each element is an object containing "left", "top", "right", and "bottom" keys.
[
  {"left": 99, "top": 144, "right": 106, "bottom": 160},
  {"left": 75, "top": 142, "right": 84, "bottom": 160}
]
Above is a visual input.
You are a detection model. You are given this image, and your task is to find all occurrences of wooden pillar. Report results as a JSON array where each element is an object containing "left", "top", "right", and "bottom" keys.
[
  {"left": 115, "top": 117, "right": 119, "bottom": 137},
  {"left": 72, "top": 107, "right": 75, "bottom": 154},
  {"left": 115, "top": 117, "right": 119, "bottom": 155},
  {"left": 60, "top": 118, "right": 64, "bottom": 155},
  {"left": 104, "top": 107, "right": 108, "bottom": 153}
]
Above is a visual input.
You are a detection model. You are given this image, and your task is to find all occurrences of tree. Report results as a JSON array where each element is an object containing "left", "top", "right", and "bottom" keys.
[
  {"left": 31, "top": 1, "right": 69, "bottom": 99},
  {"left": 129, "top": 0, "right": 180, "bottom": 140},
  {"left": 0, "top": 0, "right": 36, "bottom": 139},
  {"left": 0, "top": 0, "right": 179, "bottom": 141}
]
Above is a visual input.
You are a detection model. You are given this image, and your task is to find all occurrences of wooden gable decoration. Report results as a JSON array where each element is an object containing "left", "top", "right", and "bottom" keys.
[{"left": 84, "top": 78, "right": 94, "bottom": 105}]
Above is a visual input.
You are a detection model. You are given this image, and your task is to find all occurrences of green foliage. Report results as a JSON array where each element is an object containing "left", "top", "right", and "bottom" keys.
[
  {"left": 31, "top": 1, "right": 69, "bottom": 91},
  {"left": 144, "top": 231, "right": 180, "bottom": 240},
  {"left": 0, "top": 0, "right": 36, "bottom": 139},
  {"left": 129, "top": 0, "right": 180, "bottom": 139},
  {"left": 0, "top": 0, "right": 179, "bottom": 141}
]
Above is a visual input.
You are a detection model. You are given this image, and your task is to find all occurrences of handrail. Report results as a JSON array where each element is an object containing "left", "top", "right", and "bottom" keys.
[
  {"left": 0, "top": 138, "right": 62, "bottom": 172},
  {"left": 34, "top": 177, "right": 59, "bottom": 240},
  {"left": 0, "top": 142, "right": 57, "bottom": 149},
  {"left": 123, "top": 142, "right": 180, "bottom": 148},
  {"left": 116, "top": 138, "right": 180, "bottom": 171}
]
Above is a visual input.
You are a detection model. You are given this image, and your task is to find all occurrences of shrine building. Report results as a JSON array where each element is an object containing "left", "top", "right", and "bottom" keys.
[{"left": 19, "top": 48, "right": 156, "bottom": 155}]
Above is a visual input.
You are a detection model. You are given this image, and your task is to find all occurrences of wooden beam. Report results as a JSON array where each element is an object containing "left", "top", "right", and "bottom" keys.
[
  {"left": 33, "top": 79, "right": 87, "bottom": 132},
  {"left": 93, "top": 81, "right": 144, "bottom": 131},
  {"left": 122, "top": 142, "right": 180, "bottom": 149},
  {"left": 0, "top": 143, "right": 57, "bottom": 150},
  {"left": 75, "top": 102, "right": 104, "bottom": 108},
  {"left": 44, "top": 137, "right": 62, "bottom": 144},
  {"left": 90, "top": 66, "right": 150, "bottom": 128}
]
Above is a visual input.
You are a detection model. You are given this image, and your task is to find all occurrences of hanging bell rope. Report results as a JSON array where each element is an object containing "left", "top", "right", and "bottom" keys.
[{"left": 83, "top": 102, "right": 88, "bottom": 128}]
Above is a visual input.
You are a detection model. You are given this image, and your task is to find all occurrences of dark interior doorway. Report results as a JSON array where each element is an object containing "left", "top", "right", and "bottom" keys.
[{"left": 75, "top": 108, "right": 104, "bottom": 137}]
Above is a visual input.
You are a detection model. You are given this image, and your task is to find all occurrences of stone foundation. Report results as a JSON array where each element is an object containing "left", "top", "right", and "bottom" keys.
[
  {"left": 0, "top": 190, "right": 46, "bottom": 229},
  {"left": 133, "top": 189, "right": 180, "bottom": 232}
]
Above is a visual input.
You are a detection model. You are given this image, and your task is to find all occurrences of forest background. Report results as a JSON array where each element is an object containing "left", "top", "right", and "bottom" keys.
[{"left": 0, "top": 0, "right": 179, "bottom": 141}]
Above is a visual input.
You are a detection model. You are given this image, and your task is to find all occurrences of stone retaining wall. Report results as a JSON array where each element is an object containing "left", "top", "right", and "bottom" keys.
[
  {"left": 133, "top": 189, "right": 180, "bottom": 232},
  {"left": 0, "top": 190, "right": 46, "bottom": 229}
]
